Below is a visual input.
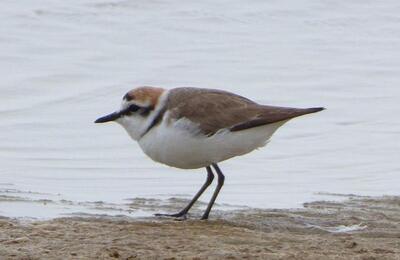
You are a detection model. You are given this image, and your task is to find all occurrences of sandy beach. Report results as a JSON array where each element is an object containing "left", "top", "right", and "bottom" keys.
[
  {"left": 1, "top": 1, "right": 400, "bottom": 259},
  {"left": 1, "top": 195, "right": 399, "bottom": 259}
]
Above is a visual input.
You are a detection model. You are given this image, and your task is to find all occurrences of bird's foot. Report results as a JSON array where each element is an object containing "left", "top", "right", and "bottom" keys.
[
  {"left": 154, "top": 212, "right": 188, "bottom": 221},
  {"left": 200, "top": 215, "right": 209, "bottom": 220}
]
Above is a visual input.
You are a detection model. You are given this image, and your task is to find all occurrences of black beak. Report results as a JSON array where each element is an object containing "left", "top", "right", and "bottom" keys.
[{"left": 94, "top": 112, "right": 121, "bottom": 123}]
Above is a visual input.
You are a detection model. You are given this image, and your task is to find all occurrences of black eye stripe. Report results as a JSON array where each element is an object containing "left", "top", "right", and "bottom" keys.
[
  {"left": 122, "top": 104, "right": 154, "bottom": 116},
  {"left": 139, "top": 106, "right": 152, "bottom": 116},
  {"left": 128, "top": 104, "right": 140, "bottom": 112}
]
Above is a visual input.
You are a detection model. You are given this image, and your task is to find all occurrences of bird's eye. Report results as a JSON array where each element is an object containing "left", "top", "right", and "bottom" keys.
[{"left": 128, "top": 104, "right": 140, "bottom": 112}]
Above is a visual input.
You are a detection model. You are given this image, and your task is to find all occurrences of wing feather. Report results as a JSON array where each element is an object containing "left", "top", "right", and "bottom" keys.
[{"left": 167, "top": 88, "right": 323, "bottom": 136}]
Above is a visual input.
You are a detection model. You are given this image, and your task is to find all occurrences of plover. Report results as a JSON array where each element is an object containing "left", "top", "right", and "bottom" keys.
[{"left": 95, "top": 86, "right": 324, "bottom": 219}]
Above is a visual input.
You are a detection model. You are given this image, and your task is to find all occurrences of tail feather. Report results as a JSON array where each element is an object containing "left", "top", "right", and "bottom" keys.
[{"left": 230, "top": 106, "right": 325, "bottom": 132}]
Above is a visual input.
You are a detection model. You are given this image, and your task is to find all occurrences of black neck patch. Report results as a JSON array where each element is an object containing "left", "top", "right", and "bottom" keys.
[{"left": 141, "top": 106, "right": 167, "bottom": 138}]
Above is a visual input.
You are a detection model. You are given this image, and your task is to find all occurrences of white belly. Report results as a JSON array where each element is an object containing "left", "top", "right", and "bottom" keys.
[{"left": 138, "top": 119, "right": 287, "bottom": 169}]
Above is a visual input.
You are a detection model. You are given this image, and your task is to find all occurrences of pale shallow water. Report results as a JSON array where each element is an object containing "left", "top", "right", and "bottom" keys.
[{"left": 1, "top": 0, "right": 399, "bottom": 218}]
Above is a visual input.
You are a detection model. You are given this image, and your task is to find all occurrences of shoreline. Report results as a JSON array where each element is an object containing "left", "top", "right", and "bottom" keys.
[{"left": 1, "top": 195, "right": 400, "bottom": 259}]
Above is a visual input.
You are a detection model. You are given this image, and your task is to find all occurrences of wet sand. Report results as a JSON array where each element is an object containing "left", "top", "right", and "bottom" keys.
[{"left": 1, "top": 195, "right": 400, "bottom": 259}]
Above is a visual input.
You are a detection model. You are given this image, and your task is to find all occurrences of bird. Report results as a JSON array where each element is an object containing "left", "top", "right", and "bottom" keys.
[{"left": 95, "top": 86, "right": 324, "bottom": 220}]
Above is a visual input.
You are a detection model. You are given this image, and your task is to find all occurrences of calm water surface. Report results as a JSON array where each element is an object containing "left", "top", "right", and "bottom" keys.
[{"left": 1, "top": 0, "right": 399, "bottom": 218}]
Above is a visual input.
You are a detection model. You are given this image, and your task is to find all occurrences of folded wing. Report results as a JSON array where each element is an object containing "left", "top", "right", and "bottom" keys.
[{"left": 167, "top": 88, "right": 324, "bottom": 136}]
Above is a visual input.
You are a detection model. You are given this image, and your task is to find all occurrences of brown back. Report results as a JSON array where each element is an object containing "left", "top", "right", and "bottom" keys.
[{"left": 167, "top": 87, "right": 323, "bottom": 136}]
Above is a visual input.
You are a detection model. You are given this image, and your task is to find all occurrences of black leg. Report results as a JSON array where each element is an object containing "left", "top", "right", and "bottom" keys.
[
  {"left": 201, "top": 163, "right": 225, "bottom": 220},
  {"left": 155, "top": 166, "right": 214, "bottom": 218}
]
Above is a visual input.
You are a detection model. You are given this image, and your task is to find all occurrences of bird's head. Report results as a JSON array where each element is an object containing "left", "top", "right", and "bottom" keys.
[{"left": 95, "top": 86, "right": 166, "bottom": 140}]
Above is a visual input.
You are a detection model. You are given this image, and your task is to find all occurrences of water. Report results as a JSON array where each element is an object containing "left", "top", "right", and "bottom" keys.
[{"left": 1, "top": 0, "right": 399, "bottom": 218}]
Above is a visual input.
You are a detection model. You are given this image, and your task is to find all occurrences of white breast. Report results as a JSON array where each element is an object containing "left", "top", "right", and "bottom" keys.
[{"left": 138, "top": 115, "right": 287, "bottom": 169}]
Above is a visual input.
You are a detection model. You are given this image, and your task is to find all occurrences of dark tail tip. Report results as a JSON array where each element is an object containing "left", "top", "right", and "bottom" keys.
[{"left": 307, "top": 107, "right": 325, "bottom": 113}]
